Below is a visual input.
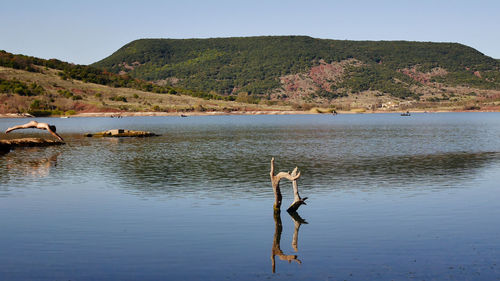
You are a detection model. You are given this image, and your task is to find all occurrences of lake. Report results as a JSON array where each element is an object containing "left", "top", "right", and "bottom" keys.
[{"left": 1, "top": 113, "right": 500, "bottom": 280}]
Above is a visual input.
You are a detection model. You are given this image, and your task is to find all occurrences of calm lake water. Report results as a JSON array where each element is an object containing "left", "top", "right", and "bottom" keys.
[{"left": 1, "top": 113, "right": 500, "bottom": 280}]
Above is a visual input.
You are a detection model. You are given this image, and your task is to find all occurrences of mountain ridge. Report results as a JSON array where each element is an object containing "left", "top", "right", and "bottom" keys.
[{"left": 92, "top": 36, "right": 500, "bottom": 110}]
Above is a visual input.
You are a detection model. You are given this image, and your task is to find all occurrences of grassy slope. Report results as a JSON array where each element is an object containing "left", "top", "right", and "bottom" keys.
[{"left": 0, "top": 66, "right": 292, "bottom": 115}]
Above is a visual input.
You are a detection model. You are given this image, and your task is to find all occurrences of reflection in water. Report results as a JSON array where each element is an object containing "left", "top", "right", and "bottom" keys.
[
  {"left": 111, "top": 149, "right": 500, "bottom": 197},
  {"left": 4, "top": 150, "right": 60, "bottom": 178},
  {"left": 0, "top": 148, "right": 62, "bottom": 196},
  {"left": 316, "top": 152, "right": 500, "bottom": 184},
  {"left": 271, "top": 210, "right": 308, "bottom": 273}
]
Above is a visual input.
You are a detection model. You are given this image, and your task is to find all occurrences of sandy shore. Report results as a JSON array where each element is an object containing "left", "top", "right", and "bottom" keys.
[
  {"left": 0, "top": 110, "right": 313, "bottom": 118},
  {"left": 72, "top": 110, "right": 314, "bottom": 117},
  {"left": 0, "top": 109, "right": 497, "bottom": 118}
]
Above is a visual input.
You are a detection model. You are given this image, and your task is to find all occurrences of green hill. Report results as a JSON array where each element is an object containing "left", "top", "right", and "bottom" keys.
[
  {"left": 3, "top": 36, "right": 499, "bottom": 115},
  {"left": 93, "top": 36, "right": 500, "bottom": 102}
]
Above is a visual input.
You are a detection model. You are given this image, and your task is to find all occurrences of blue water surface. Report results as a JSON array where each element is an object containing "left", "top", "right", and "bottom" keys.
[{"left": 1, "top": 112, "right": 499, "bottom": 280}]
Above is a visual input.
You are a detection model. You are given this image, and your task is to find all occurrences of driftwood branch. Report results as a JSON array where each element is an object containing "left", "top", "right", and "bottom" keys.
[
  {"left": 5, "top": 121, "right": 64, "bottom": 142},
  {"left": 286, "top": 167, "right": 308, "bottom": 213},
  {"left": 270, "top": 157, "right": 300, "bottom": 210}
]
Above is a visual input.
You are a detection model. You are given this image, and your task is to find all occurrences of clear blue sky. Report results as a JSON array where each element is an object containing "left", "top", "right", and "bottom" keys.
[{"left": 1, "top": 0, "right": 499, "bottom": 65}]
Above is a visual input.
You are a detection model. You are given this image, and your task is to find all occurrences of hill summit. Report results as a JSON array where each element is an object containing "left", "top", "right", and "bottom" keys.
[{"left": 93, "top": 36, "right": 500, "bottom": 110}]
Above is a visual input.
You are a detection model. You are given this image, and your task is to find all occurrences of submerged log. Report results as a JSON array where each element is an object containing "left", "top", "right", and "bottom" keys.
[
  {"left": 270, "top": 157, "right": 300, "bottom": 210},
  {"left": 85, "top": 129, "right": 159, "bottom": 138},
  {"left": 0, "top": 138, "right": 65, "bottom": 154}
]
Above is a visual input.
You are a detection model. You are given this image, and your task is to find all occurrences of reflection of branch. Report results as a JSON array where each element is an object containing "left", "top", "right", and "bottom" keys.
[
  {"left": 5, "top": 151, "right": 60, "bottom": 177},
  {"left": 289, "top": 211, "right": 308, "bottom": 252},
  {"left": 271, "top": 210, "right": 305, "bottom": 273}
]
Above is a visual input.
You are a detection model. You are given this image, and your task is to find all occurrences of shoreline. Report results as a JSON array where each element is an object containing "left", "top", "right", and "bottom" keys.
[{"left": 0, "top": 108, "right": 497, "bottom": 118}]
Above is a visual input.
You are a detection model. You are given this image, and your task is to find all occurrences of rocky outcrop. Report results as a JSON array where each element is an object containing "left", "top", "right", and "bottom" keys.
[
  {"left": 85, "top": 129, "right": 159, "bottom": 137},
  {"left": 398, "top": 67, "right": 448, "bottom": 85},
  {"left": 275, "top": 59, "right": 361, "bottom": 102},
  {"left": 0, "top": 138, "right": 65, "bottom": 154}
]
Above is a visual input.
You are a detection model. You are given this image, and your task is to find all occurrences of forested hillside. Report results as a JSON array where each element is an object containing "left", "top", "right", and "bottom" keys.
[
  {"left": 0, "top": 51, "right": 287, "bottom": 115},
  {"left": 93, "top": 36, "right": 500, "bottom": 103},
  {"left": 0, "top": 50, "right": 236, "bottom": 101}
]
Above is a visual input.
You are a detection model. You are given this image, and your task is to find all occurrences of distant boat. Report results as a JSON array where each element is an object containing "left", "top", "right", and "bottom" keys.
[
  {"left": 180, "top": 114, "right": 188, "bottom": 117},
  {"left": 401, "top": 111, "right": 411, "bottom": 116},
  {"left": 60, "top": 116, "right": 70, "bottom": 119}
]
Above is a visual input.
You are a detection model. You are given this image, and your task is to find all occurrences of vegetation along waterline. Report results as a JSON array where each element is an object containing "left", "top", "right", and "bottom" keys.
[{"left": 2, "top": 36, "right": 500, "bottom": 116}]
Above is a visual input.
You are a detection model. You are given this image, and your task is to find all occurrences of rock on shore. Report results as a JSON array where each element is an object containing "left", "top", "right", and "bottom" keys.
[
  {"left": 84, "top": 129, "right": 159, "bottom": 137},
  {"left": 0, "top": 138, "right": 65, "bottom": 154}
]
